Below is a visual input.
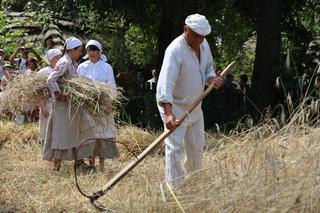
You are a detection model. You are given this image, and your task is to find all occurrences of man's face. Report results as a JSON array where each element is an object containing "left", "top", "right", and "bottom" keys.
[
  {"left": 184, "top": 26, "right": 205, "bottom": 47},
  {"left": 137, "top": 76, "right": 144, "bottom": 82},
  {"left": 20, "top": 48, "right": 29, "bottom": 58}
]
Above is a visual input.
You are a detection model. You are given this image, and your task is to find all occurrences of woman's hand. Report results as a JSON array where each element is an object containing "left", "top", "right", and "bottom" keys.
[
  {"left": 39, "top": 100, "right": 49, "bottom": 118},
  {"left": 54, "top": 91, "right": 67, "bottom": 101},
  {"left": 41, "top": 106, "right": 49, "bottom": 118},
  {"left": 106, "top": 106, "right": 112, "bottom": 114}
]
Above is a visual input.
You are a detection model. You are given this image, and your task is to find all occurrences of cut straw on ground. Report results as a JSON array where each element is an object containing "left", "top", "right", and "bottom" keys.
[{"left": 1, "top": 98, "right": 320, "bottom": 212}]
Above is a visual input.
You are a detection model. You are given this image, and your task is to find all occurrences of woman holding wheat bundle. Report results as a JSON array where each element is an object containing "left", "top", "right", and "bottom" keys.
[
  {"left": 77, "top": 39, "right": 119, "bottom": 172},
  {"left": 43, "top": 37, "right": 95, "bottom": 171},
  {"left": 37, "top": 49, "right": 62, "bottom": 151}
]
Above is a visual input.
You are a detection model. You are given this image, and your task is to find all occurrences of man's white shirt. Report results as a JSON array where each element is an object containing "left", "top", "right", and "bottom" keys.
[{"left": 156, "top": 34, "right": 215, "bottom": 123}]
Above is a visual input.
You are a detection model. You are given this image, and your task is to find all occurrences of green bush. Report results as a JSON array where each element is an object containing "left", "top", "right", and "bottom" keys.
[{"left": 0, "top": 11, "right": 26, "bottom": 57}]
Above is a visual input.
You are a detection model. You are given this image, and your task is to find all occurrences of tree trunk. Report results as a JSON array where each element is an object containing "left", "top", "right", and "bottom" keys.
[
  {"left": 156, "top": 0, "right": 176, "bottom": 71},
  {"left": 251, "top": 0, "right": 281, "bottom": 115}
]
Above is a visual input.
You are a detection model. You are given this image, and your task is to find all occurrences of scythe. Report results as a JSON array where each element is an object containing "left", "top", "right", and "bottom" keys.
[{"left": 75, "top": 61, "right": 236, "bottom": 211}]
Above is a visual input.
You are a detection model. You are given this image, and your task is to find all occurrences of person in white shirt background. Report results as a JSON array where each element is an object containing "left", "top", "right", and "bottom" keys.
[
  {"left": 146, "top": 69, "right": 158, "bottom": 92},
  {"left": 24, "top": 58, "right": 40, "bottom": 75},
  {"left": 156, "top": 14, "right": 223, "bottom": 189},
  {"left": 9, "top": 46, "right": 42, "bottom": 74},
  {"left": 77, "top": 39, "right": 119, "bottom": 172}
]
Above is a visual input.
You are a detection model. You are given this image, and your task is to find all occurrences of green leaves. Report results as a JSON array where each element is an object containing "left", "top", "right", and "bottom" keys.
[
  {"left": 0, "top": 11, "right": 25, "bottom": 56},
  {"left": 124, "top": 24, "right": 157, "bottom": 66}
]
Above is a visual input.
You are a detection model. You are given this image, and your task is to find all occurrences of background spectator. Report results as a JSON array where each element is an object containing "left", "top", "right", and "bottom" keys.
[
  {"left": 25, "top": 58, "right": 39, "bottom": 74},
  {"left": 238, "top": 74, "right": 251, "bottom": 115},
  {"left": 44, "top": 36, "right": 55, "bottom": 54},
  {"left": 136, "top": 71, "right": 147, "bottom": 96},
  {"left": 9, "top": 46, "right": 41, "bottom": 74},
  {"left": 146, "top": 69, "right": 158, "bottom": 93}
]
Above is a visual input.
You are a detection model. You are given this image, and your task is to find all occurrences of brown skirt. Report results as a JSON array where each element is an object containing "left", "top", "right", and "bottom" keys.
[
  {"left": 43, "top": 142, "right": 94, "bottom": 161},
  {"left": 42, "top": 138, "right": 119, "bottom": 160},
  {"left": 42, "top": 100, "right": 94, "bottom": 161},
  {"left": 89, "top": 138, "right": 119, "bottom": 158},
  {"left": 42, "top": 100, "right": 119, "bottom": 161},
  {"left": 38, "top": 100, "right": 52, "bottom": 141}
]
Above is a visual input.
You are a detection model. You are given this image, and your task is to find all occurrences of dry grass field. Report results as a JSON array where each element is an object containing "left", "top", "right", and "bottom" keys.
[{"left": 1, "top": 104, "right": 320, "bottom": 212}]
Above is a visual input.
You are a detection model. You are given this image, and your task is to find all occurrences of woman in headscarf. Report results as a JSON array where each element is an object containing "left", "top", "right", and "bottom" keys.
[
  {"left": 37, "top": 49, "right": 62, "bottom": 150},
  {"left": 38, "top": 48, "right": 62, "bottom": 75},
  {"left": 77, "top": 39, "right": 119, "bottom": 172},
  {"left": 43, "top": 37, "right": 93, "bottom": 171}
]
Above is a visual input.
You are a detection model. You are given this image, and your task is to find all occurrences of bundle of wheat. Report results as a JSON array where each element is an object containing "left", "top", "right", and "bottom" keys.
[
  {"left": 0, "top": 74, "right": 123, "bottom": 120},
  {"left": 116, "top": 124, "right": 163, "bottom": 161}
]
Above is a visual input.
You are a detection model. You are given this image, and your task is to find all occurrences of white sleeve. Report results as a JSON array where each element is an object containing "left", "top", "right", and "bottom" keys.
[
  {"left": 77, "top": 63, "right": 85, "bottom": 76},
  {"left": 47, "top": 61, "right": 68, "bottom": 93},
  {"left": 106, "top": 64, "right": 116, "bottom": 88},
  {"left": 156, "top": 48, "right": 181, "bottom": 105},
  {"left": 205, "top": 44, "right": 216, "bottom": 81},
  {"left": 13, "top": 58, "right": 19, "bottom": 64},
  {"left": 37, "top": 68, "right": 45, "bottom": 75}
]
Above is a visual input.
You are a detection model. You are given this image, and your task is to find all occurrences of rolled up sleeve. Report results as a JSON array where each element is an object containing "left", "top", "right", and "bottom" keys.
[
  {"left": 156, "top": 49, "right": 181, "bottom": 105},
  {"left": 205, "top": 49, "right": 216, "bottom": 81}
]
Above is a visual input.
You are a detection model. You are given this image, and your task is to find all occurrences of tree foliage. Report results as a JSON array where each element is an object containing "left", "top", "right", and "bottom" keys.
[
  {"left": 2, "top": 0, "right": 320, "bottom": 116},
  {"left": 124, "top": 24, "right": 157, "bottom": 66},
  {"left": 0, "top": 11, "right": 26, "bottom": 56}
]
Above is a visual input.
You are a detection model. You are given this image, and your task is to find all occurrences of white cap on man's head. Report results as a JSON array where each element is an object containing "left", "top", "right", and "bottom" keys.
[
  {"left": 85, "top": 39, "right": 102, "bottom": 52},
  {"left": 185, "top": 14, "right": 211, "bottom": 36},
  {"left": 65, "top": 37, "right": 82, "bottom": 50}
]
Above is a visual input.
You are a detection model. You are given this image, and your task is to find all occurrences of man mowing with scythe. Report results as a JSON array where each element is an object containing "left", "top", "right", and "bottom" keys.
[{"left": 157, "top": 14, "right": 223, "bottom": 190}]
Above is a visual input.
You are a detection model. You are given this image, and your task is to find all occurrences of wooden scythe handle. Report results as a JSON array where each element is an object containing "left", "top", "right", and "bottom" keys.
[{"left": 90, "top": 61, "right": 236, "bottom": 199}]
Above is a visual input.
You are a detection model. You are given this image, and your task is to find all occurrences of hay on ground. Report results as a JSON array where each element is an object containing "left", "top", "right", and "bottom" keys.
[
  {"left": 116, "top": 125, "right": 163, "bottom": 161},
  {"left": 1, "top": 97, "right": 320, "bottom": 212}
]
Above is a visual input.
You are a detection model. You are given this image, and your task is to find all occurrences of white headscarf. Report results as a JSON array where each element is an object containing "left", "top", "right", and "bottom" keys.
[
  {"left": 44, "top": 48, "right": 62, "bottom": 65},
  {"left": 84, "top": 39, "right": 108, "bottom": 62},
  {"left": 65, "top": 37, "right": 82, "bottom": 50},
  {"left": 85, "top": 39, "right": 102, "bottom": 52},
  {"left": 185, "top": 14, "right": 211, "bottom": 36},
  {"left": 100, "top": 54, "right": 108, "bottom": 62}
]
